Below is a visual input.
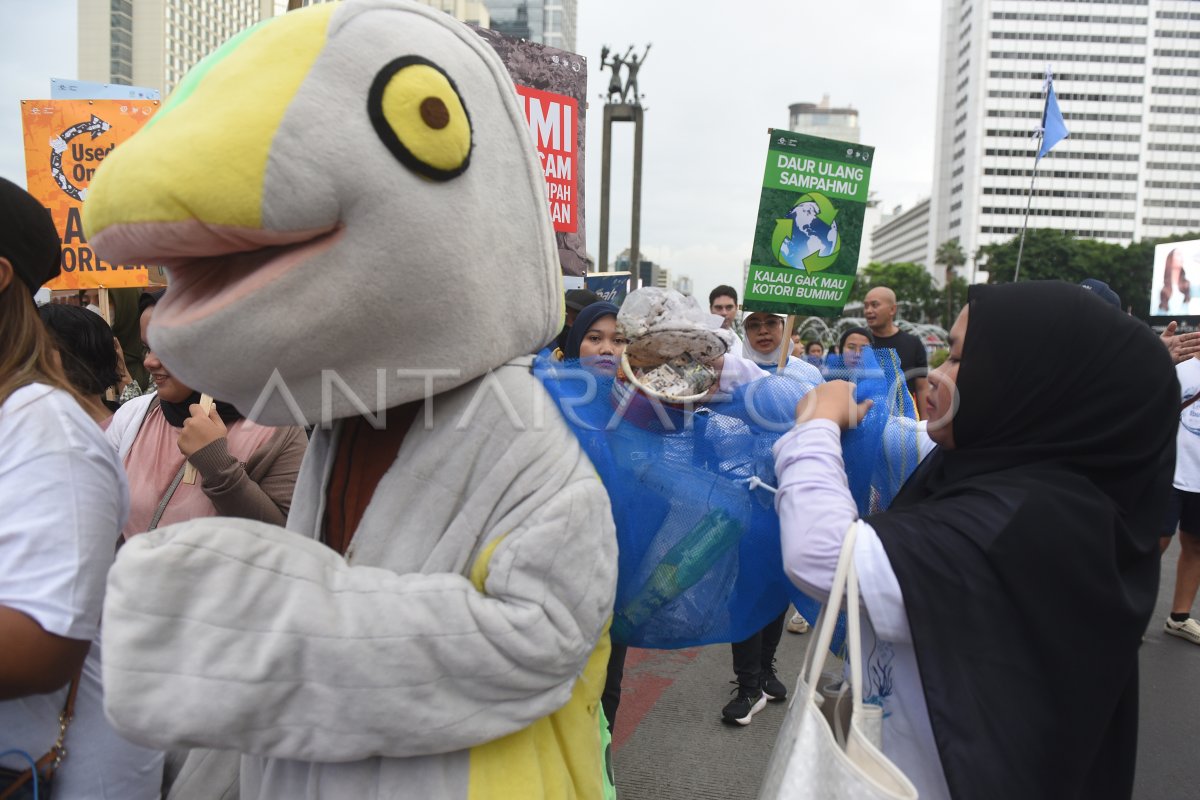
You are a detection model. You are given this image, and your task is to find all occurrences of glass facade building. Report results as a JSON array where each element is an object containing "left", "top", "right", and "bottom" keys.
[{"left": 484, "top": 0, "right": 577, "bottom": 53}]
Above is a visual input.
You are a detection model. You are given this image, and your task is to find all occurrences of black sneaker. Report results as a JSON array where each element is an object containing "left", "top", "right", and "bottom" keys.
[
  {"left": 761, "top": 664, "right": 788, "bottom": 703},
  {"left": 721, "top": 683, "right": 767, "bottom": 726}
]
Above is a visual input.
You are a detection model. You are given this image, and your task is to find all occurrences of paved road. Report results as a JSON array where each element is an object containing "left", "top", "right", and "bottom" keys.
[
  {"left": 613, "top": 541, "right": 1200, "bottom": 799},
  {"left": 1135, "top": 540, "right": 1200, "bottom": 800}
]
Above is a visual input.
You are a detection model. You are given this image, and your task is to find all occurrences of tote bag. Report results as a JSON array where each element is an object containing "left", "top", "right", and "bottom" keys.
[{"left": 758, "top": 522, "right": 918, "bottom": 800}]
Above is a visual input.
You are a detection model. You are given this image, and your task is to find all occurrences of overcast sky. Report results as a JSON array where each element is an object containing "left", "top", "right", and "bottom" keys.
[
  {"left": 0, "top": 0, "right": 76, "bottom": 187},
  {"left": 574, "top": 0, "right": 942, "bottom": 297},
  {"left": 0, "top": 0, "right": 941, "bottom": 299}
]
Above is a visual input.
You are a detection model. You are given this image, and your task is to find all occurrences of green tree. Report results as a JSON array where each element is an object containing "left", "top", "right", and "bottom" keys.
[
  {"left": 980, "top": 228, "right": 1200, "bottom": 319},
  {"left": 849, "top": 261, "right": 941, "bottom": 322},
  {"left": 940, "top": 274, "right": 970, "bottom": 320},
  {"left": 934, "top": 240, "right": 967, "bottom": 328}
]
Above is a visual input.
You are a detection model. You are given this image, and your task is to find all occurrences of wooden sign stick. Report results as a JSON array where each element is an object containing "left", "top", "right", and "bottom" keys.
[
  {"left": 98, "top": 287, "right": 118, "bottom": 403},
  {"left": 98, "top": 286, "right": 112, "bottom": 324},
  {"left": 778, "top": 315, "right": 797, "bottom": 371},
  {"left": 182, "top": 393, "right": 215, "bottom": 485}
]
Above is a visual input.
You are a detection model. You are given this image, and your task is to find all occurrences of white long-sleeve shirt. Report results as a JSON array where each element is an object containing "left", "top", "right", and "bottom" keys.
[{"left": 773, "top": 420, "right": 951, "bottom": 800}]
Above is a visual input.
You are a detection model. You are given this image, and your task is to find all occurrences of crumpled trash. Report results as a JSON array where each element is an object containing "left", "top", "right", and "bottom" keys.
[
  {"left": 633, "top": 357, "right": 718, "bottom": 400},
  {"left": 617, "top": 288, "right": 734, "bottom": 400}
]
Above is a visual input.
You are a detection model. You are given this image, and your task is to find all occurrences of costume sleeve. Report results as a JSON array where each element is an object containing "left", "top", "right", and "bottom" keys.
[
  {"left": 101, "top": 461, "right": 616, "bottom": 761},
  {"left": 773, "top": 419, "right": 909, "bottom": 643},
  {"left": 191, "top": 426, "right": 307, "bottom": 524}
]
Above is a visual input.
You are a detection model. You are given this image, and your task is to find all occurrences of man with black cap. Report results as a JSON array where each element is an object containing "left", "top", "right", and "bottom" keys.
[
  {"left": 1079, "top": 277, "right": 1200, "bottom": 364},
  {"left": 1080, "top": 277, "right": 1121, "bottom": 309},
  {"left": 550, "top": 288, "right": 601, "bottom": 355}
]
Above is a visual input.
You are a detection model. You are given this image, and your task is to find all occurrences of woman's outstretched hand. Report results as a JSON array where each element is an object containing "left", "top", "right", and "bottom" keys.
[{"left": 795, "top": 380, "right": 873, "bottom": 430}]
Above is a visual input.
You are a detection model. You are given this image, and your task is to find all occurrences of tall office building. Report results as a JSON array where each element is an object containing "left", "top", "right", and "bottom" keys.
[
  {"left": 872, "top": 199, "right": 932, "bottom": 268},
  {"left": 268, "top": 1, "right": 492, "bottom": 27},
  {"left": 929, "top": 0, "right": 1200, "bottom": 274},
  {"left": 79, "top": 0, "right": 492, "bottom": 96},
  {"left": 485, "top": 0, "right": 577, "bottom": 53},
  {"left": 787, "top": 96, "right": 880, "bottom": 269},
  {"left": 788, "top": 96, "right": 860, "bottom": 144},
  {"left": 78, "top": 0, "right": 274, "bottom": 94},
  {"left": 357, "top": 0, "right": 490, "bottom": 26},
  {"left": 615, "top": 248, "right": 668, "bottom": 289},
  {"left": 421, "top": 0, "right": 490, "bottom": 26}
]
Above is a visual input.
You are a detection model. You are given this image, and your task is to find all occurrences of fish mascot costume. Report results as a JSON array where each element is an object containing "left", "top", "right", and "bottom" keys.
[{"left": 84, "top": 1, "right": 618, "bottom": 797}]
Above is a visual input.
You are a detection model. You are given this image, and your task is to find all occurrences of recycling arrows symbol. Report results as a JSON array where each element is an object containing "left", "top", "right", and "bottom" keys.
[
  {"left": 771, "top": 191, "right": 841, "bottom": 273},
  {"left": 49, "top": 114, "right": 111, "bottom": 201},
  {"left": 802, "top": 192, "right": 838, "bottom": 226}
]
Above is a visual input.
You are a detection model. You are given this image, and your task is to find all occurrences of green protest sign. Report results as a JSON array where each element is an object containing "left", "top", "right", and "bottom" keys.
[{"left": 743, "top": 129, "right": 874, "bottom": 316}]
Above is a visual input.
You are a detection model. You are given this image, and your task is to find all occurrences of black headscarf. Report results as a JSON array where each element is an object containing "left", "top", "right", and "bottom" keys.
[
  {"left": 138, "top": 289, "right": 242, "bottom": 428},
  {"left": 564, "top": 302, "right": 620, "bottom": 361},
  {"left": 869, "top": 281, "right": 1177, "bottom": 800}
]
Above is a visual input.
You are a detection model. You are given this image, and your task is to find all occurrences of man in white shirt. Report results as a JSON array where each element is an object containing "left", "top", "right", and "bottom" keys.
[
  {"left": 1162, "top": 357, "right": 1200, "bottom": 644},
  {"left": 709, "top": 284, "right": 744, "bottom": 352}
]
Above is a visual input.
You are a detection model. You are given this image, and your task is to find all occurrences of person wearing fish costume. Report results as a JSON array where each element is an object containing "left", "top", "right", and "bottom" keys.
[{"left": 85, "top": 2, "right": 617, "bottom": 797}]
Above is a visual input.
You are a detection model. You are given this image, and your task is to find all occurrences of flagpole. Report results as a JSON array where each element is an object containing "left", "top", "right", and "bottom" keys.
[
  {"left": 1013, "top": 159, "right": 1039, "bottom": 283},
  {"left": 1015, "top": 67, "right": 1053, "bottom": 283}
]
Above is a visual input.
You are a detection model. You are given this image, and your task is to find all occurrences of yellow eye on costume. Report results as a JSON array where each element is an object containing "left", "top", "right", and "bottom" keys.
[{"left": 368, "top": 56, "right": 472, "bottom": 180}]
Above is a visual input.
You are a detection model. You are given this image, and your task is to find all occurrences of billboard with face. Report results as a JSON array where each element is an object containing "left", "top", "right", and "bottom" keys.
[{"left": 1151, "top": 238, "right": 1200, "bottom": 318}]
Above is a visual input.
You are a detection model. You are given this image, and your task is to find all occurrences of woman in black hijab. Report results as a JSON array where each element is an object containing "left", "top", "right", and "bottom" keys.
[
  {"left": 561, "top": 301, "right": 623, "bottom": 375},
  {"left": 773, "top": 281, "right": 1177, "bottom": 800}
]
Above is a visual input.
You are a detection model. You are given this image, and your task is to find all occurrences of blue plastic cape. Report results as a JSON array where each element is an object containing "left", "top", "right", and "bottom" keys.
[{"left": 534, "top": 347, "right": 920, "bottom": 649}]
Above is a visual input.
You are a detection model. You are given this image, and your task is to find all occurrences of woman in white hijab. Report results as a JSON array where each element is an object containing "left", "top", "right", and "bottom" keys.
[{"left": 740, "top": 311, "right": 823, "bottom": 386}]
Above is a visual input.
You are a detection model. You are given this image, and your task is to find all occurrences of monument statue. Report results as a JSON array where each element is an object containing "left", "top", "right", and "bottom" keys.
[
  {"left": 598, "top": 43, "right": 651, "bottom": 284},
  {"left": 600, "top": 45, "right": 633, "bottom": 104},
  {"left": 622, "top": 44, "right": 651, "bottom": 104}
]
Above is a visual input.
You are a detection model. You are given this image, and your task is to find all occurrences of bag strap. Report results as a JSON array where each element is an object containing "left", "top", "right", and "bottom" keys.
[
  {"left": 801, "top": 521, "right": 860, "bottom": 703},
  {"left": 1183, "top": 391, "right": 1200, "bottom": 414},
  {"left": 147, "top": 462, "right": 188, "bottom": 532},
  {"left": 112, "top": 396, "right": 180, "bottom": 544},
  {"left": 0, "top": 666, "right": 83, "bottom": 800},
  {"left": 846, "top": 532, "right": 866, "bottom": 717}
]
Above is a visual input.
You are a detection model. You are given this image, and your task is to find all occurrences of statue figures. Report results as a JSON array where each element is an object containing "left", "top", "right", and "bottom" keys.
[
  {"left": 623, "top": 44, "right": 651, "bottom": 104},
  {"left": 600, "top": 44, "right": 651, "bottom": 104},
  {"left": 601, "top": 45, "right": 632, "bottom": 104}
]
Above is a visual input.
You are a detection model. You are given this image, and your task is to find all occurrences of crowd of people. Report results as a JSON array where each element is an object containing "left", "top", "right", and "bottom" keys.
[
  {"left": 707, "top": 284, "right": 930, "bottom": 396},
  {"left": 3, "top": 102, "right": 1200, "bottom": 800}
]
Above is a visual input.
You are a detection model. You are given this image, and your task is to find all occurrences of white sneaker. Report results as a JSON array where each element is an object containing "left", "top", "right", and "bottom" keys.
[
  {"left": 786, "top": 612, "right": 809, "bottom": 634},
  {"left": 1165, "top": 617, "right": 1200, "bottom": 644}
]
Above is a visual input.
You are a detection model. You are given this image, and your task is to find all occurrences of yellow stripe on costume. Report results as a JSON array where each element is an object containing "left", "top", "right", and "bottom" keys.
[
  {"left": 84, "top": 4, "right": 336, "bottom": 237},
  {"left": 467, "top": 537, "right": 611, "bottom": 800}
]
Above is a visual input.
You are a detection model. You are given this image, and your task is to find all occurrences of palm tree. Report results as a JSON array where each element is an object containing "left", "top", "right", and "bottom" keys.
[{"left": 935, "top": 239, "right": 967, "bottom": 328}]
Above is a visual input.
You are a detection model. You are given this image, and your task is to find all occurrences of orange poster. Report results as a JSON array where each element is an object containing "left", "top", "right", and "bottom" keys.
[{"left": 21, "top": 99, "right": 158, "bottom": 290}]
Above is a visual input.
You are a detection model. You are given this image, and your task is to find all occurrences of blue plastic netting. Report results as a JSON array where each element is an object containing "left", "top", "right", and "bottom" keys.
[{"left": 534, "top": 347, "right": 920, "bottom": 649}]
